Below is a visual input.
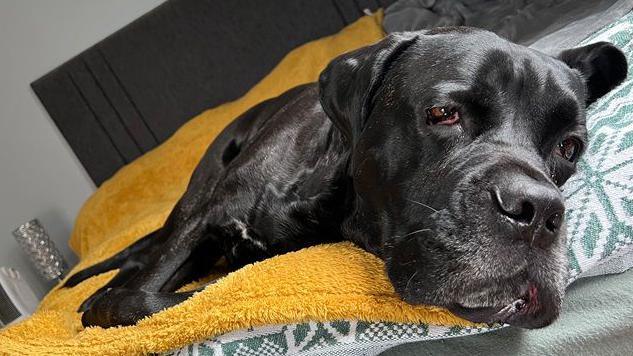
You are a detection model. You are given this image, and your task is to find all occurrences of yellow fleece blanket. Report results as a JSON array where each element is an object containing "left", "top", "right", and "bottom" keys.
[{"left": 0, "top": 13, "right": 473, "bottom": 355}]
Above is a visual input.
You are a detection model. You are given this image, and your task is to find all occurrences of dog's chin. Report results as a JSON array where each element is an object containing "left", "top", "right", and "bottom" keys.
[
  {"left": 384, "top": 226, "right": 567, "bottom": 329},
  {"left": 447, "top": 281, "right": 563, "bottom": 329},
  {"left": 394, "top": 276, "right": 563, "bottom": 329}
]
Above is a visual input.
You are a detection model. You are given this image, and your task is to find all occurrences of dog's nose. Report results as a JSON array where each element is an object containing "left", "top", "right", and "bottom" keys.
[{"left": 491, "top": 176, "right": 564, "bottom": 248}]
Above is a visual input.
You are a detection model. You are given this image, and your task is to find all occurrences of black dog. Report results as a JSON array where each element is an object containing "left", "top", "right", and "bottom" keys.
[{"left": 65, "top": 27, "right": 627, "bottom": 329}]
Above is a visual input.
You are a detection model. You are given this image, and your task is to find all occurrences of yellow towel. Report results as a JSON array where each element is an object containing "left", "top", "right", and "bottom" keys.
[{"left": 0, "top": 12, "right": 473, "bottom": 356}]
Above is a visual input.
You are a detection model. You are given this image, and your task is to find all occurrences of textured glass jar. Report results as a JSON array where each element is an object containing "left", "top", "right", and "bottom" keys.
[{"left": 12, "top": 219, "right": 68, "bottom": 281}]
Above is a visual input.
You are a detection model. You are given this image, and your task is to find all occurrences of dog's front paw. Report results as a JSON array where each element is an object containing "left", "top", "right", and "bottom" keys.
[{"left": 80, "top": 288, "right": 145, "bottom": 328}]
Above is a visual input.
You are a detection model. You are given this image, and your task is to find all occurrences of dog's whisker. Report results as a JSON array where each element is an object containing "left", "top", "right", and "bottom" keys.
[
  {"left": 405, "top": 270, "right": 419, "bottom": 291},
  {"left": 406, "top": 199, "right": 439, "bottom": 213},
  {"left": 396, "top": 228, "right": 431, "bottom": 239}
]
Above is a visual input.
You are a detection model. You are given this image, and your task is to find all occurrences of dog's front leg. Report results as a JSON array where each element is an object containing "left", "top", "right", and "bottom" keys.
[{"left": 80, "top": 211, "right": 216, "bottom": 327}]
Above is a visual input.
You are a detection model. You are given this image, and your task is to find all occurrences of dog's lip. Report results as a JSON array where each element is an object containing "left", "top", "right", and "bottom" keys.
[{"left": 449, "top": 282, "right": 539, "bottom": 324}]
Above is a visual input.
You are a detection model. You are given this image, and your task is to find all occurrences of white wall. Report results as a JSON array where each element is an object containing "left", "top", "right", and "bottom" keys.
[{"left": 0, "top": 0, "right": 165, "bottom": 297}]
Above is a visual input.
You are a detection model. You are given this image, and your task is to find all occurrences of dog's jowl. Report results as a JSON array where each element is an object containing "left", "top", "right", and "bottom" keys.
[{"left": 65, "top": 28, "right": 627, "bottom": 329}]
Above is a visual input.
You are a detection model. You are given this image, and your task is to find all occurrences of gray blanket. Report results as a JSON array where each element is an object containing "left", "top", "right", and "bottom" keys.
[{"left": 383, "top": 0, "right": 628, "bottom": 49}]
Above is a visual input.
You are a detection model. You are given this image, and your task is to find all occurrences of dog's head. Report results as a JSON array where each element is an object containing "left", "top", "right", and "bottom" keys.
[{"left": 319, "top": 28, "right": 627, "bottom": 328}]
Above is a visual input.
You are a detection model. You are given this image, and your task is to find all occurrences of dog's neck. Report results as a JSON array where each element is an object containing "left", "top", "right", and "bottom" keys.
[{"left": 315, "top": 112, "right": 386, "bottom": 255}]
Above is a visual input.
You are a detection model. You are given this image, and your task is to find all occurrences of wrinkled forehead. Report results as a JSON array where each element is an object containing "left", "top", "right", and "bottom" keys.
[{"left": 403, "top": 29, "right": 587, "bottom": 107}]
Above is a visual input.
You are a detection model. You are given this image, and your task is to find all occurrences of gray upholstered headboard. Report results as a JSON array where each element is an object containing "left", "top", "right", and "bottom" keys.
[{"left": 32, "top": 0, "right": 394, "bottom": 185}]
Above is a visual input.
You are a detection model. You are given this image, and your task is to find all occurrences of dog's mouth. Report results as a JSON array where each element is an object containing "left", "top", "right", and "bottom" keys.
[{"left": 448, "top": 282, "right": 540, "bottom": 326}]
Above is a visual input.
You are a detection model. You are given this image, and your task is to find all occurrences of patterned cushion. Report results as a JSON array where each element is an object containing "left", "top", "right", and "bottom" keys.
[
  {"left": 168, "top": 11, "right": 633, "bottom": 356},
  {"left": 564, "top": 14, "right": 633, "bottom": 280}
]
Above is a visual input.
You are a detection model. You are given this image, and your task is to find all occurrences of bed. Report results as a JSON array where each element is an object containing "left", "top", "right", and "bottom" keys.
[{"left": 11, "top": 0, "right": 633, "bottom": 355}]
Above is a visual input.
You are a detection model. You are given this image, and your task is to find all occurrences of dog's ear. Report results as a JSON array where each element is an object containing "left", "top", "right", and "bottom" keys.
[
  {"left": 559, "top": 42, "right": 627, "bottom": 105},
  {"left": 319, "top": 34, "right": 418, "bottom": 144}
]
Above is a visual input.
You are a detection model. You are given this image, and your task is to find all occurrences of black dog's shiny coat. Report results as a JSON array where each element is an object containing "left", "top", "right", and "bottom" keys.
[{"left": 66, "top": 28, "right": 627, "bottom": 329}]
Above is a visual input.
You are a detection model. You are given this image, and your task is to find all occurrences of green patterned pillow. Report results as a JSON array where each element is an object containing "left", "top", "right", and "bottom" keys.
[
  {"left": 167, "top": 12, "right": 633, "bottom": 356},
  {"left": 564, "top": 12, "right": 633, "bottom": 280}
]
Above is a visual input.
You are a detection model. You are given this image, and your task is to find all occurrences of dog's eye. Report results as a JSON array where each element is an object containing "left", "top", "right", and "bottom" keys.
[
  {"left": 426, "top": 106, "right": 460, "bottom": 125},
  {"left": 558, "top": 137, "right": 581, "bottom": 162}
]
